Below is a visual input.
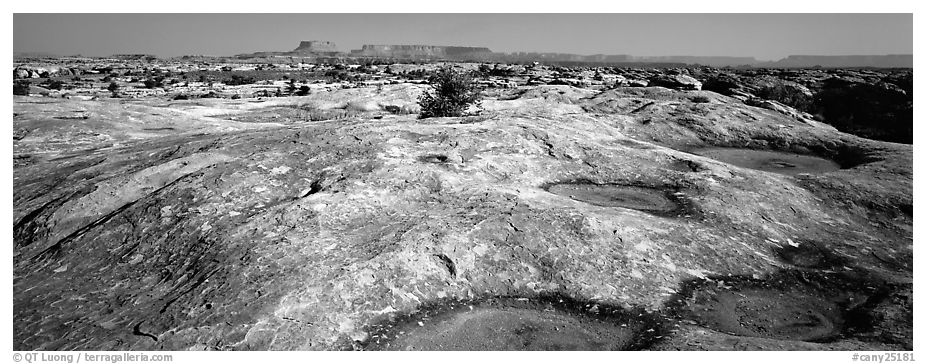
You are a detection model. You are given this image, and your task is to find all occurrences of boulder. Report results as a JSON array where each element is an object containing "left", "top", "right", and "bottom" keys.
[
  {"left": 14, "top": 68, "right": 32, "bottom": 79},
  {"left": 626, "top": 79, "right": 649, "bottom": 87}
]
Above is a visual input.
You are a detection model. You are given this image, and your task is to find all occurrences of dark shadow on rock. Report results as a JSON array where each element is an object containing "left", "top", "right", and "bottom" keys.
[
  {"left": 417, "top": 154, "right": 449, "bottom": 164},
  {"left": 667, "top": 158, "right": 709, "bottom": 173}
]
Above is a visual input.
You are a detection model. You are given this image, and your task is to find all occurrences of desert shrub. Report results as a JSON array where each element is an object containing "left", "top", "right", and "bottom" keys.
[
  {"left": 143, "top": 78, "right": 164, "bottom": 89},
  {"left": 286, "top": 79, "right": 298, "bottom": 95},
  {"left": 107, "top": 81, "right": 120, "bottom": 97},
  {"left": 325, "top": 70, "right": 349, "bottom": 81},
  {"left": 417, "top": 67, "right": 481, "bottom": 118},
  {"left": 296, "top": 85, "right": 311, "bottom": 96},
  {"left": 13, "top": 80, "right": 30, "bottom": 96},
  {"left": 225, "top": 74, "right": 255, "bottom": 86}
]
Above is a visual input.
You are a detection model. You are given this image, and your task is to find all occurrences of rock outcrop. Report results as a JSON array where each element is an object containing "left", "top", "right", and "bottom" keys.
[
  {"left": 13, "top": 80, "right": 911, "bottom": 351},
  {"left": 648, "top": 74, "right": 702, "bottom": 90},
  {"left": 13, "top": 65, "right": 76, "bottom": 79}
]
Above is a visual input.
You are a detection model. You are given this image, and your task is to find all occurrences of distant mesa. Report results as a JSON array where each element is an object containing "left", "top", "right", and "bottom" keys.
[
  {"left": 235, "top": 40, "right": 342, "bottom": 58},
  {"left": 631, "top": 56, "right": 758, "bottom": 67},
  {"left": 193, "top": 40, "right": 914, "bottom": 68},
  {"left": 292, "top": 40, "right": 339, "bottom": 54},
  {"left": 111, "top": 54, "right": 158, "bottom": 61},
  {"left": 762, "top": 55, "right": 913, "bottom": 68},
  {"left": 351, "top": 44, "right": 494, "bottom": 59}
]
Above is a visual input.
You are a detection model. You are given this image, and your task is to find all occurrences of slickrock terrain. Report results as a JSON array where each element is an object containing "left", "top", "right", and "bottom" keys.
[{"left": 13, "top": 75, "right": 912, "bottom": 351}]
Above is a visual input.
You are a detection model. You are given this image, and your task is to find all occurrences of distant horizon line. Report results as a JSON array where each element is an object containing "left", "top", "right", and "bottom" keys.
[{"left": 13, "top": 51, "right": 915, "bottom": 60}]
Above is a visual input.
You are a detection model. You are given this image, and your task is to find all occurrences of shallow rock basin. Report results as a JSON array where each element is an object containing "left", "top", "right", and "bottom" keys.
[
  {"left": 774, "top": 241, "right": 849, "bottom": 271},
  {"left": 547, "top": 183, "right": 678, "bottom": 212},
  {"left": 673, "top": 271, "right": 895, "bottom": 344},
  {"left": 685, "top": 288, "right": 844, "bottom": 342},
  {"left": 363, "top": 297, "right": 659, "bottom": 351},
  {"left": 692, "top": 148, "right": 841, "bottom": 175}
]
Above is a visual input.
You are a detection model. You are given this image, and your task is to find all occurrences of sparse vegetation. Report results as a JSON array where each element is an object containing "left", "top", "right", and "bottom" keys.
[
  {"left": 286, "top": 79, "right": 297, "bottom": 95},
  {"left": 107, "top": 81, "right": 120, "bottom": 97},
  {"left": 225, "top": 74, "right": 256, "bottom": 86},
  {"left": 14, "top": 80, "right": 31, "bottom": 96},
  {"left": 142, "top": 78, "right": 165, "bottom": 89},
  {"left": 417, "top": 67, "right": 481, "bottom": 118}
]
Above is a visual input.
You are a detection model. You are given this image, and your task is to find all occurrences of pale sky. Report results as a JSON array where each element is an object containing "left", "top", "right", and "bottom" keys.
[{"left": 13, "top": 14, "right": 914, "bottom": 61}]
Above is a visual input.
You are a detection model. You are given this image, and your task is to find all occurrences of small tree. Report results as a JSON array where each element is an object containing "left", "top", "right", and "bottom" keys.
[
  {"left": 286, "top": 79, "right": 297, "bottom": 95},
  {"left": 143, "top": 78, "right": 164, "bottom": 89},
  {"left": 417, "top": 67, "right": 481, "bottom": 118},
  {"left": 107, "top": 81, "right": 120, "bottom": 97}
]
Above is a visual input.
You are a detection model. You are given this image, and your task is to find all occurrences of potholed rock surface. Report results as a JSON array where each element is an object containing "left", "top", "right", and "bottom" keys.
[{"left": 13, "top": 83, "right": 912, "bottom": 351}]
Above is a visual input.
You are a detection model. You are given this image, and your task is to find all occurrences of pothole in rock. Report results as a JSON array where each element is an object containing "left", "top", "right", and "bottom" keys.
[
  {"left": 612, "top": 139, "right": 657, "bottom": 150},
  {"left": 691, "top": 148, "right": 841, "bottom": 176},
  {"left": 359, "top": 295, "right": 663, "bottom": 351},
  {"left": 670, "top": 271, "right": 890, "bottom": 343},
  {"left": 774, "top": 241, "right": 850, "bottom": 271},
  {"left": 667, "top": 158, "right": 708, "bottom": 173},
  {"left": 545, "top": 181, "right": 700, "bottom": 218}
]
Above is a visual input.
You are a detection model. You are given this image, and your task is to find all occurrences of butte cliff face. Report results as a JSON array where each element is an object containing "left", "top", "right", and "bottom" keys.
[
  {"left": 292, "top": 40, "right": 339, "bottom": 54},
  {"left": 351, "top": 45, "right": 494, "bottom": 59}
]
